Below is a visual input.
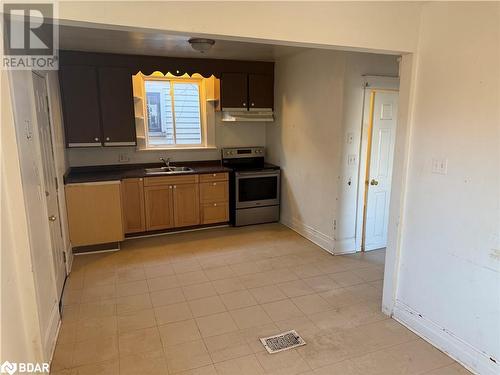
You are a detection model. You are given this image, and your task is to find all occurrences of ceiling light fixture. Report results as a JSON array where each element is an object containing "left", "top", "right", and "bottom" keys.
[{"left": 188, "top": 38, "right": 215, "bottom": 53}]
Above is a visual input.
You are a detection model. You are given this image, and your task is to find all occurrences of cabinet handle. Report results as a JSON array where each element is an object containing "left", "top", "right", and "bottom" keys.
[
  {"left": 251, "top": 102, "right": 255, "bottom": 106},
  {"left": 139, "top": 178, "right": 143, "bottom": 181},
  {"left": 242, "top": 102, "right": 246, "bottom": 107},
  {"left": 169, "top": 186, "right": 172, "bottom": 189},
  {"left": 212, "top": 182, "right": 217, "bottom": 186},
  {"left": 94, "top": 137, "right": 99, "bottom": 142},
  {"left": 212, "top": 173, "right": 216, "bottom": 177},
  {"left": 106, "top": 137, "right": 110, "bottom": 141},
  {"left": 213, "top": 203, "right": 217, "bottom": 207},
  {"left": 173, "top": 185, "right": 177, "bottom": 189}
]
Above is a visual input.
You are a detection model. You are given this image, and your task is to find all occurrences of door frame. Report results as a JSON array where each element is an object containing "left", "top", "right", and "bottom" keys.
[
  {"left": 32, "top": 71, "right": 68, "bottom": 295},
  {"left": 355, "top": 79, "right": 400, "bottom": 252}
]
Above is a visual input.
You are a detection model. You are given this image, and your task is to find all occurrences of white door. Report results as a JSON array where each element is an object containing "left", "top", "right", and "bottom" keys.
[
  {"left": 363, "top": 90, "right": 398, "bottom": 251},
  {"left": 32, "top": 72, "right": 66, "bottom": 295}
]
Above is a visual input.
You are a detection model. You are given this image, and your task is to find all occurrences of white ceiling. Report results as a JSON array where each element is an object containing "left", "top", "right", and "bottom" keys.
[{"left": 58, "top": 25, "right": 308, "bottom": 61}]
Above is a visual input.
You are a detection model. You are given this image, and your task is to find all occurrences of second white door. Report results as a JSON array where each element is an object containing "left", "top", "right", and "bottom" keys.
[{"left": 363, "top": 90, "right": 398, "bottom": 251}]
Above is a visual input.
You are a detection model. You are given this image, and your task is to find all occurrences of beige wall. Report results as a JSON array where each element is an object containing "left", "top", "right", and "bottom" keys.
[
  {"left": 267, "top": 49, "right": 347, "bottom": 251},
  {"left": 266, "top": 50, "right": 398, "bottom": 252},
  {"left": 59, "top": 1, "right": 422, "bottom": 54},
  {"left": 392, "top": 3, "right": 500, "bottom": 373}
]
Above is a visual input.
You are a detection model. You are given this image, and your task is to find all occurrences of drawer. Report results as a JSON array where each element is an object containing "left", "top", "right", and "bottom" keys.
[
  {"left": 201, "top": 202, "right": 229, "bottom": 224},
  {"left": 199, "top": 172, "right": 228, "bottom": 183},
  {"left": 144, "top": 174, "right": 199, "bottom": 187},
  {"left": 200, "top": 181, "right": 228, "bottom": 203}
]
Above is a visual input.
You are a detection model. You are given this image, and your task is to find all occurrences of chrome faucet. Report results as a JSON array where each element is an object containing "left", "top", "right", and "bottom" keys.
[{"left": 160, "top": 157, "right": 170, "bottom": 168}]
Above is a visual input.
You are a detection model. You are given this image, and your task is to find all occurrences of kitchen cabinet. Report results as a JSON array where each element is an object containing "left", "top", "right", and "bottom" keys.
[
  {"left": 65, "top": 181, "right": 124, "bottom": 246},
  {"left": 199, "top": 173, "right": 229, "bottom": 225},
  {"left": 98, "top": 67, "right": 136, "bottom": 146},
  {"left": 248, "top": 74, "right": 274, "bottom": 109},
  {"left": 173, "top": 183, "right": 200, "bottom": 227},
  {"left": 144, "top": 185, "right": 174, "bottom": 231},
  {"left": 144, "top": 174, "right": 200, "bottom": 230},
  {"left": 59, "top": 66, "right": 136, "bottom": 148},
  {"left": 201, "top": 202, "right": 229, "bottom": 224},
  {"left": 121, "top": 178, "right": 146, "bottom": 233},
  {"left": 221, "top": 72, "right": 248, "bottom": 109},
  {"left": 59, "top": 66, "right": 102, "bottom": 147},
  {"left": 220, "top": 73, "right": 273, "bottom": 110}
]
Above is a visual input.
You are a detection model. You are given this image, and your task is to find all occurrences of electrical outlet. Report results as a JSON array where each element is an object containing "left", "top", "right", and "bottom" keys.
[
  {"left": 348, "top": 154, "right": 357, "bottom": 166},
  {"left": 118, "top": 153, "right": 130, "bottom": 163},
  {"left": 431, "top": 158, "right": 448, "bottom": 175}
]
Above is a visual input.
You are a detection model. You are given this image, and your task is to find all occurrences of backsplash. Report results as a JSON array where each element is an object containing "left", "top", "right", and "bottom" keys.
[{"left": 67, "top": 119, "right": 267, "bottom": 167}]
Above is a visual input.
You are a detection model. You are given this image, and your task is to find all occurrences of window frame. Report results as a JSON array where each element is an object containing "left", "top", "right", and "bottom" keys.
[{"left": 142, "top": 76, "right": 207, "bottom": 149}]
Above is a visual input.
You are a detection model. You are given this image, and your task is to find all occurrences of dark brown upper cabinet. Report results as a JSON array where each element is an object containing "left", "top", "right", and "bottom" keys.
[
  {"left": 248, "top": 74, "right": 274, "bottom": 110},
  {"left": 98, "top": 67, "right": 136, "bottom": 146},
  {"left": 220, "top": 72, "right": 274, "bottom": 110},
  {"left": 59, "top": 66, "right": 102, "bottom": 147},
  {"left": 59, "top": 66, "right": 136, "bottom": 148},
  {"left": 221, "top": 73, "right": 248, "bottom": 109}
]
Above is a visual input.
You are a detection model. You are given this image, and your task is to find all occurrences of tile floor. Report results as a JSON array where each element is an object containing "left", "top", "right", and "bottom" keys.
[{"left": 52, "top": 224, "right": 470, "bottom": 375}]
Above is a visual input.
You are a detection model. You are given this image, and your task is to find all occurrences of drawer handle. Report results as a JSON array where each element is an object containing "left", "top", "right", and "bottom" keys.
[
  {"left": 212, "top": 173, "right": 216, "bottom": 177},
  {"left": 212, "top": 182, "right": 217, "bottom": 186},
  {"left": 173, "top": 185, "right": 177, "bottom": 189},
  {"left": 213, "top": 203, "right": 217, "bottom": 207},
  {"left": 169, "top": 186, "right": 172, "bottom": 189}
]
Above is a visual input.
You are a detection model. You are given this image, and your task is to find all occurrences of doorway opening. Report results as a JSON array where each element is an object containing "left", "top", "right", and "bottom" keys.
[{"left": 356, "top": 79, "right": 400, "bottom": 252}]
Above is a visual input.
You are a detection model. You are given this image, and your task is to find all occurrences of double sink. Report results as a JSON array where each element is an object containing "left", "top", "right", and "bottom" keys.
[{"left": 144, "top": 166, "right": 194, "bottom": 175}]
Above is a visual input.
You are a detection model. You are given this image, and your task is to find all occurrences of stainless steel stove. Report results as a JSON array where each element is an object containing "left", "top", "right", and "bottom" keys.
[{"left": 222, "top": 147, "right": 280, "bottom": 226}]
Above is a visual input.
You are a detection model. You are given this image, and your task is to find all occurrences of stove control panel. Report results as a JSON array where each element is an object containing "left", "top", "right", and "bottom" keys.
[{"left": 222, "top": 147, "right": 265, "bottom": 159}]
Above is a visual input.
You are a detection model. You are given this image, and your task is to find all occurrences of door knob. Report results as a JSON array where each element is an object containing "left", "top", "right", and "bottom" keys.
[
  {"left": 48, "top": 215, "right": 57, "bottom": 221},
  {"left": 370, "top": 179, "right": 379, "bottom": 186}
]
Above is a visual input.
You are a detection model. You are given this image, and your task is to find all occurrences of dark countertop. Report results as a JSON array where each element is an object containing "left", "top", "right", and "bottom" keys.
[{"left": 64, "top": 160, "right": 232, "bottom": 184}]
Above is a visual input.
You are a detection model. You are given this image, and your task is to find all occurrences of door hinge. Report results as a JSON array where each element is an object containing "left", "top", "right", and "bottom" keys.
[
  {"left": 62, "top": 251, "right": 67, "bottom": 263},
  {"left": 55, "top": 176, "right": 59, "bottom": 191}
]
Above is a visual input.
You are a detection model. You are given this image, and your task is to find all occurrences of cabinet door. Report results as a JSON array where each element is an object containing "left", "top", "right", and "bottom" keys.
[
  {"left": 200, "top": 181, "right": 228, "bottom": 203},
  {"left": 98, "top": 67, "right": 136, "bottom": 146},
  {"left": 201, "top": 202, "right": 229, "bottom": 224},
  {"left": 65, "top": 182, "right": 124, "bottom": 246},
  {"left": 173, "top": 183, "right": 200, "bottom": 227},
  {"left": 248, "top": 74, "right": 274, "bottom": 110},
  {"left": 59, "top": 66, "right": 102, "bottom": 147},
  {"left": 144, "top": 185, "right": 174, "bottom": 231},
  {"left": 121, "top": 178, "right": 146, "bottom": 233},
  {"left": 221, "top": 72, "right": 248, "bottom": 109}
]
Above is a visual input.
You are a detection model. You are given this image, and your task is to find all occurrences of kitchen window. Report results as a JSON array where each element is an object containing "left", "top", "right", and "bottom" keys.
[{"left": 142, "top": 77, "right": 205, "bottom": 148}]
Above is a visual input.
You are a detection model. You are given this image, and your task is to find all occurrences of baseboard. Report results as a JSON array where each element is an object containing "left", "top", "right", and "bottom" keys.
[
  {"left": 333, "top": 237, "right": 357, "bottom": 255},
  {"left": 280, "top": 216, "right": 335, "bottom": 254},
  {"left": 44, "top": 303, "right": 60, "bottom": 363},
  {"left": 393, "top": 301, "right": 498, "bottom": 375}
]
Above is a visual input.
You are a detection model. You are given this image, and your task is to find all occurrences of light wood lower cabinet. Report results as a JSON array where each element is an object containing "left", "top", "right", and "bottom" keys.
[
  {"left": 144, "top": 185, "right": 174, "bottom": 231},
  {"left": 121, "top": 178, "right": 145, "bottom": 233},
  {"left": 201, "top": 202, "right": 229, "bottom": 224},
  {"left": 65, "top": 181, "right": 124, "bottom": 246},
  {"left": 200, "top": 181, "right": 228, "bottom": 203},
  {"left": 173, "top": 183, "right": 200, "bottom": 227}
]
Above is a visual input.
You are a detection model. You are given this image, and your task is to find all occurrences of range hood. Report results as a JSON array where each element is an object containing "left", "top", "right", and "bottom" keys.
[{"left": 221, "top": 108, "right": 274, "bottom": 122}]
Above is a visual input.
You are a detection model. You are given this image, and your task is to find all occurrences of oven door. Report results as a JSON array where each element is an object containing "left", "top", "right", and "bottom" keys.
[{"left": 235, "top": 170, "right": 280, "bottom": 209}]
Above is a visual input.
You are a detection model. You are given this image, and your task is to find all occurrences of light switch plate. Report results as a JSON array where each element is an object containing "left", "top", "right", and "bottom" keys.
[{"left": 432, "top": 158, "right": 448, "bottom": 175}]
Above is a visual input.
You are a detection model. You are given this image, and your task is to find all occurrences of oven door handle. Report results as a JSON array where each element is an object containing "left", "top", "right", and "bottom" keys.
[{"left": 236, "top": 170, "right": 280, "bottom": 177}]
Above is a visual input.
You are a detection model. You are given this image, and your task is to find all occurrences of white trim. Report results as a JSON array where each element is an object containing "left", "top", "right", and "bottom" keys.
[
  {"left": 280, "top": 216, "right": 335, "bottom": 254},
  {"left": 43, "top": 303, "right": 60, "bottom": 362},
  {"left": 333, "top": 237, "right": 357, "bottom": 255},
  {"left": 393, "top": 301, "right": 498, "bottom": 375}
]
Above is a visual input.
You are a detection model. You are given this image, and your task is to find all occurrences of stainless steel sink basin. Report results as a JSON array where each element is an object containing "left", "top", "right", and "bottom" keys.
[{"left": 144, "top": 166, "right": 194, "bottom": 175}]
